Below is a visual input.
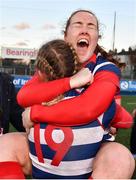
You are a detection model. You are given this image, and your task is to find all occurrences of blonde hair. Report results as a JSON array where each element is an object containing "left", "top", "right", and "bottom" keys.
[{"left": 36, "top": 39, "right": 81, "bottom": 81}]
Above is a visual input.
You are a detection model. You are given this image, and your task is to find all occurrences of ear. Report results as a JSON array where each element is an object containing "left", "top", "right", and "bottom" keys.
[{"left": 37, "top": 70, "right": 47, "bottom": 82}]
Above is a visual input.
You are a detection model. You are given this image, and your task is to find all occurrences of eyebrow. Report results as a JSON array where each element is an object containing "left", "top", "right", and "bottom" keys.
[
  {"left": 72, "top": 21, "right": 96, "bottom": 26},
  {"left": 72, "top": 21, "right": 82, "bottom": 25},
  {"left": 88, "top": 23, "right": 97, "bottom": 26}
]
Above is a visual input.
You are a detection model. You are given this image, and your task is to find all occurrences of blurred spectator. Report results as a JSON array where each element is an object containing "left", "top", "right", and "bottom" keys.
[
  {"left": 0, "top": 72, "right": 25, "bottom": 135},
  {"left": 130, "top": 108, "right": 136, "bottom": 158}
]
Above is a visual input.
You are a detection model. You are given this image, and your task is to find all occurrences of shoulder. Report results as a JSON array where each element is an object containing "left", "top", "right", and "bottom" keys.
[
  {"left": 0, "top": 72, "right": 12, "bottom": 80},
  {"left": 94, "top": 56, "right": 121, "bottom": 78},
  {"left": 0, "top": 73, "right": 15, "bottom": 93},
  {"left": 0, "top": 73, "right": 13, "bottom": 84}
]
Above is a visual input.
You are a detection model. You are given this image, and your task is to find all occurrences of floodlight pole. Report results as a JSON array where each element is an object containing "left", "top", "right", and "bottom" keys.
[{"left": 112, "top": 11, "right": 116, "bottom": 52}]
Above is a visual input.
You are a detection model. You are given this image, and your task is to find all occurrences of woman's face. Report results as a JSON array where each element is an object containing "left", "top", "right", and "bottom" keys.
[{"left": 64, "top": 11, "right": 99, "bottom": 63}]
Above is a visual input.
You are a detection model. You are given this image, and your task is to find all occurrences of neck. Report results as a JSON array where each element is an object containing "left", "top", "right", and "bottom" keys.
[{"left": 82, "top": 54, "right": 96, "bottom": 67}]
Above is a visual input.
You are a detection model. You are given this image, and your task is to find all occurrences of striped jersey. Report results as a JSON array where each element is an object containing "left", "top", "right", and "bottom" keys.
[{"left": 28, "top": 56, "right": 119, "bottom": 179}]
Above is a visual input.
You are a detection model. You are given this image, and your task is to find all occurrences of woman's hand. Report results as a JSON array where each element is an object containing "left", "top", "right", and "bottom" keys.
[
  {"left": 109, "top": 127, "right": 117, "bottom": 136},
  {"left": 70, "top": 68, "right": 93, "bottom": 89},
  {"left": 22, "top": 108, "right": 34, "bottom": 134}
]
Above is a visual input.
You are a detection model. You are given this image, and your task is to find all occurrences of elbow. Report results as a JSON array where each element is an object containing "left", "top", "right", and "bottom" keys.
[
  {"left": 17, "top": 91, "right": 27, "bottom": 108},
  {"left": 111, "top": 115, "right": 133, "bottom": 129},
  {"left": 77, "top": 103, "right": 98, "bottom": 124}
]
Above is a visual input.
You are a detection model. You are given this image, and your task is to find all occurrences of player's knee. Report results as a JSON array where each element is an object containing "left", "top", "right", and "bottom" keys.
[
  {"left": 14, "top": 133, "right": 32, "bottom": 175},
  {"left": 92, "top": 142, "right": 135, "bottom": 178},
  {"left": 101, "top": 142, "right": 134, "bottom": 165},
  {"left": 0, "top": 133, "right": 31, "bottom": 176},
  {"left": 107, "top": 142, "right": 135, "bottom": 177},
  {"left": 0, "top": 133, "right": 17, "bottom": 161}
]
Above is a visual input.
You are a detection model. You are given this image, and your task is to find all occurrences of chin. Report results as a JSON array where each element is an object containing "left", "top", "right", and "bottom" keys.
[
  {"left": 78, "top": 56, "right": 89, "bottom": 63},
  {"left": 79, "top": 59, "right": 88, "bottom": 64}
]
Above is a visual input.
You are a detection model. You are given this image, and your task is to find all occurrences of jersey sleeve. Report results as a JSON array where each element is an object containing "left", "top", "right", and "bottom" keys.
[
  {"left": 93, "top": 62, "right": 121, "bottom": 89},
  {"left": 30, "top": 70, "right": 120, "bottom": 126},
  {"left": 17, "top": 73, "right": 70, "bottom": 108},
  {"left": 110, "top": 104, "right": 133, "bottom": 128}
]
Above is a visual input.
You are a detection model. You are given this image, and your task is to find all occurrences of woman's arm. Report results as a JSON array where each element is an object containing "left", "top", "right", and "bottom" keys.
[
  {"left": 110, "top": 104, "right": 133, "bottom": 128},
  {"left": 17, "top": 69, "right": 92, "bottom": 108},
  {"left": 17, "top": 73, "right": 70, "bottom": 107},
  {"left": 30, "top": 71, "right": 119, "bottom": 125}
]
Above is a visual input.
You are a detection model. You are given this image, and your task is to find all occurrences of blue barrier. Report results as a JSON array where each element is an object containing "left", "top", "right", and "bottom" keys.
[
  {"left": 121, "top": 91, "right": 136, "bottom": 95},
  {"left": 120, "top": 80, "right": 136, "bottom": 95},
  {"left": 120, "top": 80, "right": 136, "bottom": 92},
  {"left": 12, "top": 75, "right": 136, "bottom": 95},
  {"left": 12, "top": 75, "right": 31, "bottom": 92}
]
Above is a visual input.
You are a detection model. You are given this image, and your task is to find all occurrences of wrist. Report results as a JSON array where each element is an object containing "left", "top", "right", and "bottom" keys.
[
  {"left": 30, "top": 106, "right": 35, "bottom": 123},
  {"left": 70, "top": 76, "right": 76, "bottom": 89}
]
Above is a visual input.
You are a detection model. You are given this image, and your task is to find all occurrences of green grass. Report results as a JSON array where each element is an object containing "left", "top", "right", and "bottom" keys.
[
  {"left": 10, "top": 95, "right": 136, "bottom": 178},
  {"left": 116, "top": 95, "right": 136, "bottom": 178},
  {"left": 121, "top": 95, "right": 136, "bottom": 113},
  {"left": 116, "top": 95, "right": 136, "bottom": 149}
]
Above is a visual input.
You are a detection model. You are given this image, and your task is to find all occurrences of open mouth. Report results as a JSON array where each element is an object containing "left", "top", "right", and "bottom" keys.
[{"left": 77, "top": 39, "right": 89, "bottom": 48}]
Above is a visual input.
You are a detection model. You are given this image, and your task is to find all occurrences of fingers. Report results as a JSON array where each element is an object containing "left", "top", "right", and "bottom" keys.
[
  {"left": 70, "top": 68, "right": 93, "bottom": 88},
  {"left": 25, "top": 128, "right": 30, "bottom": 135}
]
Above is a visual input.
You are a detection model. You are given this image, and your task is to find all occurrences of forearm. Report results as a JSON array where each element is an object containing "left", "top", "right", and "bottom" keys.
[
  {"left": 111, "top": 104, "right": 133, "bottom": 128},
  {"left": 17, "top": 74, "right": 70, "bottom": 108}
]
